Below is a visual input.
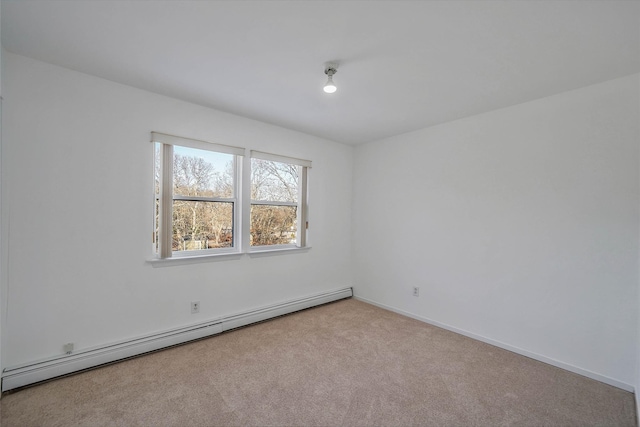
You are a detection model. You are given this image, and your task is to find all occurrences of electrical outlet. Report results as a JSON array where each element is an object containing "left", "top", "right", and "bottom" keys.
[
  {"left": 191, "top": 301, "right": 200, "bottom": 314},
  {"left": 63, "top": 343, "right": 74, "bottom": 354},
  {"left": 413, "top": 287, "right": 420, "bottom": 297}
]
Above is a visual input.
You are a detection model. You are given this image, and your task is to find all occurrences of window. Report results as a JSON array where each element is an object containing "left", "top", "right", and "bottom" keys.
[
  {"left": 153, "top": 132, "right": 243, "bottom": 258},
  {"left": 250, "top": 151, "right": 310, "bottom": 250},
  {"left": 152, "top": 133, "right": 311, "bottom": 260}
]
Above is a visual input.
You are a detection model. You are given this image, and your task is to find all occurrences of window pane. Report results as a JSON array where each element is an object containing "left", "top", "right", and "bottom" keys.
[
  {"left": 173, "top": 201, "right": 233, "bottom": 251},
  {"left": 250, "top": 205, "right": 297, "bottom": 246},
  {"left": 174, "top": 146, "right": 234, "bottom": 198},
  {"left": 154, "top": 143, "right": 161, "bottom": 195},
  {"left": 251, "top": 159, "right": 298, "bottom": 202},
  {"left": 154, "top": 198, "right": 159, "bottom": 254}
]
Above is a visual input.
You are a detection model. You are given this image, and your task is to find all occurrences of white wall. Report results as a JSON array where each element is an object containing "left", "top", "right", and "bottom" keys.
[
  {"left": 353, "top": 75, "right": 640, "bottom": 388},
  {"left": 1, "top": 52, "right": 353, "bottom": 366}
]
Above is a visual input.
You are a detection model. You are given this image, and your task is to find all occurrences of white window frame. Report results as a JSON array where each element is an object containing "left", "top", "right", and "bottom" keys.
[
  {"left": 150, "top": 132, "right": 311, "bottom": 263},
  {"left": 152, "top": 132, "right": 244, "bottom": 259},
  {"left": 247, "top": 150, "right": 311, "bottom": 252}
]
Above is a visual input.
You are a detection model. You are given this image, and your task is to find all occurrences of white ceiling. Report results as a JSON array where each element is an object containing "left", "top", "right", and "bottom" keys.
[{"left": 2, "top": 1, "right": 639, "bottom": 145}]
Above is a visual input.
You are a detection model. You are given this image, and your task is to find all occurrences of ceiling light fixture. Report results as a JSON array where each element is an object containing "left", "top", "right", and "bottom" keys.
[{"left": 323, "top": 63, "right": 338, "bottom": 94}]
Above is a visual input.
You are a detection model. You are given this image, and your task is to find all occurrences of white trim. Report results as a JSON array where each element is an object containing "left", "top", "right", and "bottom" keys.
[
  {"left": 220, "top": 287, "right": 350, "bottom": 330},
  {"left": 173, "top": 195, "right": 235, "bottom": 203},
  {"left": 240, "top": 153, "right": 251, "bottom": 252},
  {"left": 3, "top": 322, "right": 224, "bottom": 392},
  {"left": 354, "top": 295, "right": 635, "bottom": 392},
  {"left": 159, "top": 144, "right": 173, "bottom": 258},
  {"left": 250, "top": 150, "right": 312, "bottom": 168},
  {"left": 151, "top": 132, "right": 244, "bottom": 156},
  {"left": 168, "top": 246, "right": 239, "bottom": 258},
  {"left": 248, "top": 246, "right": 311, "bottom": 257},
  {"left": 148, "top": 252, "right": 243, "bottom": 267},
  {"left": 233, "top": 155, "right": 243, "bottom": 249},
  {"left": 1, "top": 287, "right": 353, "bottom": 391},
  {"left": 298, "top": 166, "right": 308, "bottom": 247},
  {"left": 148, "top": 246, "right": 311, "bottom": 264},
  {"left": 635, "top": 387, "right": 639, "bottom": 424},
  {"left": 250, "top": 200, "right": 297, "bottom": 207}
]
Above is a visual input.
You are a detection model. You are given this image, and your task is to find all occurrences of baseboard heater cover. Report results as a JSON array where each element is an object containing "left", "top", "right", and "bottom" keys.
[{"left": 2, "top": 287, "right": 353, "bottom": 392}]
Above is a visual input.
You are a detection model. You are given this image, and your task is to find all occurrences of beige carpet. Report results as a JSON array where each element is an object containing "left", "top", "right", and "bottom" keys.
[{"left": 0, "top": 298, "right": 636, "bottom": 426}]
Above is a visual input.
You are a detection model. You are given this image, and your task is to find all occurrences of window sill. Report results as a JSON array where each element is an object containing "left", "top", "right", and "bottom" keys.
[
  {"left": 147, "top": 246, "right": 311, "bottom": 266},
  {"left": 147, "top": 252, "right": 243, "bottom": 267},
  {"left": 248, "top": 246, "right": 311, "bottom": 258}
]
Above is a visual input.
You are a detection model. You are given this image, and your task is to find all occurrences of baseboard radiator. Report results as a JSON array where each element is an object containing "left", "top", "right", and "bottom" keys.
[{"left": 2, "top": 287, "right": 353, "bottom": 392}]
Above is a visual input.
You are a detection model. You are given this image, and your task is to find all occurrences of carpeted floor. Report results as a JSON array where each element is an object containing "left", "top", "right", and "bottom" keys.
[{"left": 0, "top": 298, "right": 636, "bottom": 426}]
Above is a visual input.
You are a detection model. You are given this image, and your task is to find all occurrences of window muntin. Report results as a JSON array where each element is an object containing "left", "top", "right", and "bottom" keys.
[{"left": 153, "top": 134, "right": 241, "bottom": 258}]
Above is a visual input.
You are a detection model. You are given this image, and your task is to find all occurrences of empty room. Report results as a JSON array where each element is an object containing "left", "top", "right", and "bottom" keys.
[{"left": 0, "top": 0, "right": 639, "bottom": 425}]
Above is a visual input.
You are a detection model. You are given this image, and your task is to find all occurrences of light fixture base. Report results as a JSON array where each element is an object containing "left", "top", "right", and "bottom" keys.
[{"left": 324, "top": 62, "right": 338, "bottom": 76}]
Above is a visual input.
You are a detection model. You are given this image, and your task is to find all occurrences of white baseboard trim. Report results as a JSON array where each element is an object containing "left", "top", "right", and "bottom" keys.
[
  {"left": 354, "top": 295, "right": 634, "bottom": 393},
  {"left": 633, "top": 387, "right": 640, "bottom": 423},
  {"left": 2, "top": 287, "right": 353, "bottom": 392}
]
